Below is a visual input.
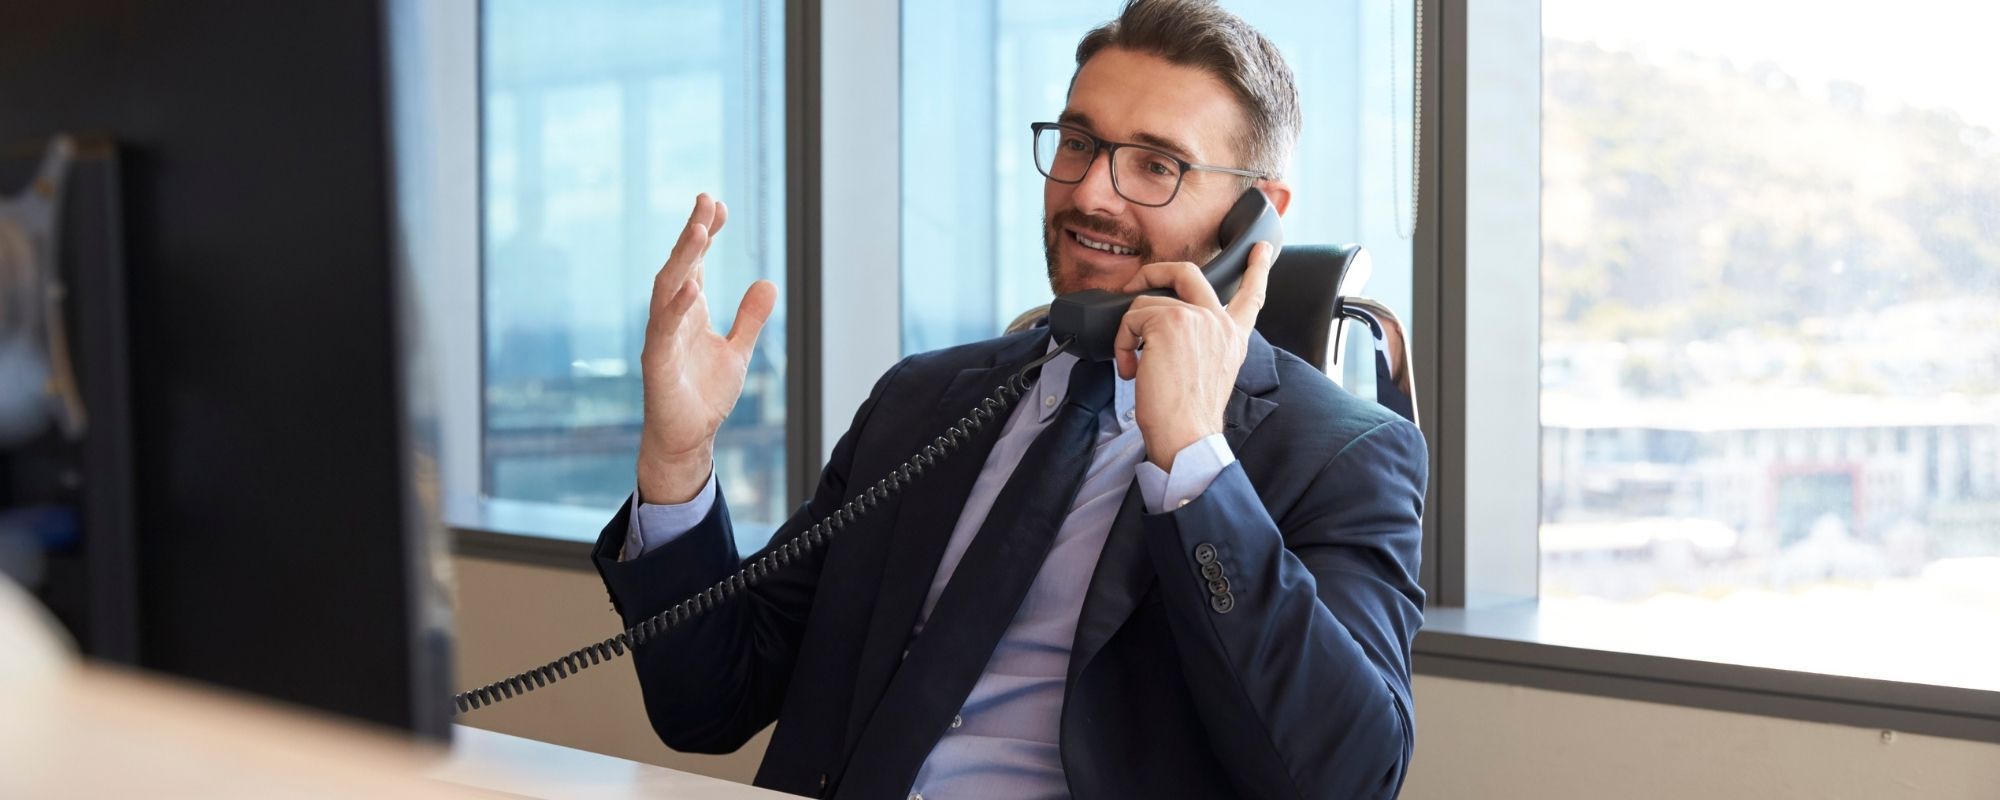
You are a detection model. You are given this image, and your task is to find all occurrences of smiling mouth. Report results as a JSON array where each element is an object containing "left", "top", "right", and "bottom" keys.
[{"left": 1067, "top": 228, "right": 1139, "bottom": 257}]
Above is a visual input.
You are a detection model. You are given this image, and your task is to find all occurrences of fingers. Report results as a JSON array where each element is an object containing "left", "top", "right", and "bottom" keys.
[
  {"left": 1119, "top": 261, "right": 1223, "bottom": 311},
  {"left": 706, "top": 200, "right": 728, "bottom": 248},
  {"left": 664, "top": 280, "right": 700, "bottom": 327},
  {"left": 651, "top": 194, "right": 728, "bottom": 326},
  {"left": 1112, "top": 304, "right": 1173, "bottom": 380},
  {"left": 1226, "top": 241, "right": 1276, "bottom": 329},
  {"left": 725, "top": 279, "right": 779, "bottom": 359},
  {"left": 651, "top": 218, "right": 708, "bottom": 316},
  {"left": 694, "top": 196, "right": 728, "bottom": 289},
  {"left": 696, "top": 200, "right": 728, "bottom": 290}
]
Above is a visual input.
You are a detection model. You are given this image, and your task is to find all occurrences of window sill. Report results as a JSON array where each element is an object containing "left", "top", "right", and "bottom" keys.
[
  {"left": 1413, "top": 600, "right": 2000, "bottom": 744},
  {"left": 450, "top": 514, "right": 2000, "bottom": 745},
  {"left": 448, "top": 496, "right": 602, "bottom": 570}
]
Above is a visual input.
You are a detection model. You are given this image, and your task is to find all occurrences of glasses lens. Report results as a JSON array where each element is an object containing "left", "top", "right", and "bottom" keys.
[
  {"left": 1035, "top": 126, "right": 1095, "bottom": 182},
  {"left": 1110, "top": 145, "right": 1183, "bottom": 206}
]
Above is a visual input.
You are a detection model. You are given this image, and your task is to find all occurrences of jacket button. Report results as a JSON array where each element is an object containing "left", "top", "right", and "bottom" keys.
[
  {"left": 819, "top": 773, "right": 829, "bottom": 791},
  {"left": 1193, "top": 542, "right": 1217, "bottom": 565},
  {"left": 1200, "top": 561, "right": 1222, "bottom": 581},
  {"left": 1210, "top": 593, "right": 1235, "bottom": 614},
  {"left": 1207, "top": 576, "right": 1230, "bottom": 596}
]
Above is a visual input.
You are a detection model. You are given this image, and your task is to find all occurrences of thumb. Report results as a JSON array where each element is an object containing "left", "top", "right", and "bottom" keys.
[
  {"left": 726, "top": 280, "right": 779, "bottom": 358},
  {"left": 1227, "top": 241, "right": 1276, "bottom": 329}
]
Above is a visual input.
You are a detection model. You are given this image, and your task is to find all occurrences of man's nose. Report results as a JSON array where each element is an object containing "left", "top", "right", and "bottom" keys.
[{"left": 1069, "top": 148, "right": 1126, "bottom": 216}]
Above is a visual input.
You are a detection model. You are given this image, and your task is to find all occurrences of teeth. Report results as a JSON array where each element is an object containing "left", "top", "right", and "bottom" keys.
[{"left": 1075, "top": 233, "right": 1136, "bottom": 256}]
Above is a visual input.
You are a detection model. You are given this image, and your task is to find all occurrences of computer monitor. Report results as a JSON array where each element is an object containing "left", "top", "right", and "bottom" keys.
[{"left": 0, "top": 1, "right": 451, "bottom": 737}]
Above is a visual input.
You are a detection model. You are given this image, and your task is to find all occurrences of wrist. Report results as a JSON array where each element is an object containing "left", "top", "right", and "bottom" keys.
[
  {"left": 637, "top": 444, "right": 714, "bottom": 505},
  {"left": 1144, "top": 423, "right": 1219, "bottom": 471}
]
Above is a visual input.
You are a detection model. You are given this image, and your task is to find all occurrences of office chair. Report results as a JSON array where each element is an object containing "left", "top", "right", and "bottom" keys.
[{"left": 1261, "top": 244, "right": 1418, "bottom": 427}]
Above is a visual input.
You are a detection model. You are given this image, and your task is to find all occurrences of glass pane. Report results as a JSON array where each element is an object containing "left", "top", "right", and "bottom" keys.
[
  {"left": 483, "top": 0, "right": 788, "bottom": 550},
  {"left": 1540, "top": 0, "right": 2000, "bottom": 688},
  {"left": 900, "top": 0, "right": 1417, "bottom": 387}
]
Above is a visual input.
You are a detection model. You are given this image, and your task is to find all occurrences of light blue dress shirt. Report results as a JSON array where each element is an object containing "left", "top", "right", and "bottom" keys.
[{"left": 622, "top": 346, "right": 1234, "bottom": 799}]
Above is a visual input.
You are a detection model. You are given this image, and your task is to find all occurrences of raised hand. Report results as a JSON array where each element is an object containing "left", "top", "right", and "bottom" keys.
[{"left": 636, "top": 194, "right": 778, "bottom": 504}]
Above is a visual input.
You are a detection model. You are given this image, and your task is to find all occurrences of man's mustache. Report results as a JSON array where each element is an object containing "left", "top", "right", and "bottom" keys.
[{"left": 1048, "top": 209, "right": 1150, "bottom": 260}]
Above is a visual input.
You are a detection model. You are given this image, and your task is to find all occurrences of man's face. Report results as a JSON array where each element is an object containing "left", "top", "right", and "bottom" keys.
[{"left": 1043, "top": 47, "right": 1254, "bottom": 296}]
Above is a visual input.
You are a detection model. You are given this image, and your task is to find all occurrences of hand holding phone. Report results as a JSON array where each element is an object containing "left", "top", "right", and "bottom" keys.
[
  {"left": 1048, "top": 187, "right": 1283, "bottom": 467},
  {"left": 1117, "top": 238, "right": 1278, "bottom": 467},
  {"left": 636, "top": 194, "right": 778, "bottom": 505},
  {"left": 1047, "top": 187, "right": 1282, "bottom": 362}
]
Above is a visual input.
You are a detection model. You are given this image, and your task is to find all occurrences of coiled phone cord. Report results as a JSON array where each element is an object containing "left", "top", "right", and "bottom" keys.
[{"left": 452, "top": 338, "right": 1076, "bottom": 715}]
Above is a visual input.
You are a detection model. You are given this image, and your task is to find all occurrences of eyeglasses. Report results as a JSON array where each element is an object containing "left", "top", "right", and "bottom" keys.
[{"left": 1030, "top": 121, "right": 1269, "bottom": 208}]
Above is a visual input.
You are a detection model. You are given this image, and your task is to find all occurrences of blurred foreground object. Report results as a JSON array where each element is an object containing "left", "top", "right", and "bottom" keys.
[
  {"left": 0, "top": 574, "right": 468, "bottom": 798},
  {"left": 0, "top": 576, "right": 788, "bottom": 798}
]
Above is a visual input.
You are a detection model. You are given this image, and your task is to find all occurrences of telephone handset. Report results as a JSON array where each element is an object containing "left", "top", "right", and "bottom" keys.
[
  {"left": 1047, "top": 186, "right": 1284, "bottom": 363},
  {"left": 451, "top": 186, "right": 1281, "bottom": 715}
]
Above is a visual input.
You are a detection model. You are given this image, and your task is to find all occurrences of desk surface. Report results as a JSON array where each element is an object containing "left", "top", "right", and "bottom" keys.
[
  {"left": 436, "top": 725, "right": 797, "bottom": 799},
  {"left": 1, "top": 661, "right": 791, "bottom": 799},
  {"left": 0, "top": 576, "right": 789, "bottom": 798}
]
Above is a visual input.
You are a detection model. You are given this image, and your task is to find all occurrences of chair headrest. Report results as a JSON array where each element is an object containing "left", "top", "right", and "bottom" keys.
[{"left": 1255, "top": 244, "right": 1371, "bottom": 371}]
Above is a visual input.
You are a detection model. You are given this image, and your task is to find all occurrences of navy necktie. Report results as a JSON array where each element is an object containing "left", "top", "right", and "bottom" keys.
[{"left": 836, "top": 358, "right": 1116, "bottom": 797}]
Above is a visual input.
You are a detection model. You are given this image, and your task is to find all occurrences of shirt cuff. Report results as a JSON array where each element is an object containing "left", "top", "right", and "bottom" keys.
[
  {"left": 620, "top": 470, "right": 719, "bottom": 561},
  {"left": 1134, "top": 433, "right": 1236, "bottom": 515}
]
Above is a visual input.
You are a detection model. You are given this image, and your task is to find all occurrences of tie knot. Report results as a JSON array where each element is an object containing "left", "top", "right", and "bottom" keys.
[{"left": 1064, "top": 359, "right": 1115, "bottom": 413}]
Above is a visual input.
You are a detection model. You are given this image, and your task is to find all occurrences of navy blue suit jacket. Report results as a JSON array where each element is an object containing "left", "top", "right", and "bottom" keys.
[{"left": 592, "top": 329, "right": 1427, "bottom": 799}]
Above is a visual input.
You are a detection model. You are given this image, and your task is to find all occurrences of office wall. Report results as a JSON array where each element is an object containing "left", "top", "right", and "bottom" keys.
[
  {"left": 1402, "top": 676, "right": 2000, "bottom": 799},
  {"left": 454, "top": 555, "right": 2000, "bottom": 796},
  {"left": 452, "top": 555, "right": 769, "bottom": 783}
]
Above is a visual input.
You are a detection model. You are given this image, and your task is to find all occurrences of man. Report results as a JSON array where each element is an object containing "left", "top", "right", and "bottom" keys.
[{"left": 592, "top": 1, "right": 1426, "bottom": 797}]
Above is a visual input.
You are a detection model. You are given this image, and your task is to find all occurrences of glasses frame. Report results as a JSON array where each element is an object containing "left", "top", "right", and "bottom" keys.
[{"left": 1030, "top": 121, "right": 1270, "bottom": 208}]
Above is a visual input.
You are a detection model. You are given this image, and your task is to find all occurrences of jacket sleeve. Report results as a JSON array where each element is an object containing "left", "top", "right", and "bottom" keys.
[
  {"left": 1139, "top": 417, "right": 1428, "bottom": 800},
  {"left": 590, "top": 358, "right": 910, "bottom": 754}
]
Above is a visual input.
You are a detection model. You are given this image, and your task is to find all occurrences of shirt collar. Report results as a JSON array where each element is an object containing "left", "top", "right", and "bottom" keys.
[{"left": 1033, "top": 338, "right": 1137, "bottom": 429}]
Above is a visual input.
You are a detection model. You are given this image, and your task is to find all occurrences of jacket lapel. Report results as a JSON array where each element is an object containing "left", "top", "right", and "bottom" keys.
[
  {"left": 842, "top": 331, "right": 1052, "bottom": 751},
  {"left": 1066, "top": 331, "right": 1281, "bottom": 687}
]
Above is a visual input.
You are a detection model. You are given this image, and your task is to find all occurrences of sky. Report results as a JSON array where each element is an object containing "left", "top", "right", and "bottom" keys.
[{"left": 1542, "top": 0, "right": 2000, "bottom": 132}]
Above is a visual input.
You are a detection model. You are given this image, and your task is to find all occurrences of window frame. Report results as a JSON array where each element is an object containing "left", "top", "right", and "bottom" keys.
[
  {"left": 1410, "top": 0, "right": 2000, "bottom": 744},
  {"left": 449, "top": 0, "right": 837, "bottom": 563},
  {"left": 431, "top": 0, "right": 2000, "bottom": 745}
]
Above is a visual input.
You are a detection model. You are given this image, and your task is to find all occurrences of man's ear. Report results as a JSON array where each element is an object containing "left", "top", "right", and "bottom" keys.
[{"left": 1260, "top": 179, "right": 1293, "bottom": 216}]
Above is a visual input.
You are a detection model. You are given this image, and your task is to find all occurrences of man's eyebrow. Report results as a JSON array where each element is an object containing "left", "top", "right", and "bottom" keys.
[
  {"left": 1055, "top": 110, "right": 1199, "bottom": 162},
  {"left": 1129, "top": 131, "right": 1196, "bottom": 162},
  {"left": 1057, "top": 109, "right": 1093, "bottom": 128}
]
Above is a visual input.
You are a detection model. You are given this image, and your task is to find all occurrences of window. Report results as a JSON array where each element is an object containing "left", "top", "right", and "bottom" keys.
[
  {"left": 481, "top": 0, "right": 788, "bottom": 550},
  {"left": 1537, "top": 0, "right": 2000, "bottom": 690},
  {"left": 899, "top": 0, "right": 1418, "bottom": 378}
]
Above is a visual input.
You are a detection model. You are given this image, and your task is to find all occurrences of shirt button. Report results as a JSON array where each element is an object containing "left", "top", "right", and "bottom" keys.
[
  {"left": 950, "top": 714, "right": 963, "bottom": 729},
  {"left": 1123, "top": 408, "right": 1135, "bottom": 421},
  {"left": 909, "top": 794, "right": 923, "bottom": 800},
  {"left": 1177, "top": 498, "right": 1191, "bottom": 508},
  {"left": 1044, "top": 394, "right": 1058, "bottom": 407}
]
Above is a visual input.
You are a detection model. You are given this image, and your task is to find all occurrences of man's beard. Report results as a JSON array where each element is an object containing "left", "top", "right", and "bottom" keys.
[
  {"left": 1043, "top": 208, "right": 1152, "bottom": 295},
  {"left": 1042, "top": 208, "right": 1217, "bottom": 295}
]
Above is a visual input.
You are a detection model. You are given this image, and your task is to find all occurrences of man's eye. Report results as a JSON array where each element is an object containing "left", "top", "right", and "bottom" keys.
[
  {"left": 1062, "top": 136, "right": 1090, "bottom": 152},
  {"left": 1144, "top": 158, "right": 1178, "bottom": 177}
]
